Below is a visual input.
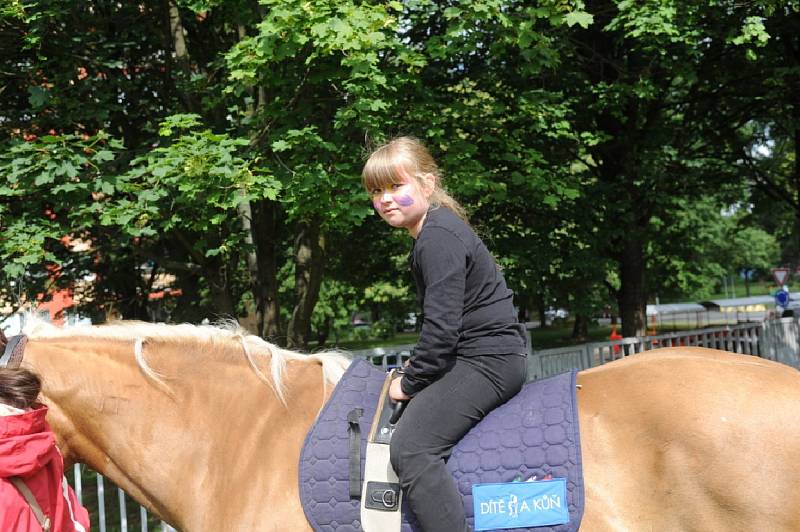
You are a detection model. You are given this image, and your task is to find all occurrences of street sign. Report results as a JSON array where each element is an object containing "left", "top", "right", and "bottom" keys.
[
  {"left": 772, "top": 267, "right": 790, "bottom": 286},
  {"left": 775, "top": 288, "right": 790, "bottom": 308}
]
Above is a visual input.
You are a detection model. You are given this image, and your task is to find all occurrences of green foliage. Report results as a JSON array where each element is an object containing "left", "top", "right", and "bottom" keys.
[
  {"left": 0, "top": 0, "right": 26, "bottom": 19},
  {"left": 2, "top": 0, "right": 799, "bottom": 344},
  {"left": 309, "top": 279, "right": 360, "bottom": 345},
  {"left": 369, "top": 319, "right": 396, "bottom": 340},
  {"left": 359, "top": 280, "right": 415, "bottom": 338},
  {"left": 730, "top": 16, "right": 771, "bottom": 47},
  {"left": 363, "top": 281, "right": 410, "bottom": 306},
  {"left": 726, "top": 222, "right": 780, "bottom": 273},
  {"left": 115, "top": 115, "right": 279, "bottom": 258},
  {"left": 224, "top": 0, "right": 400, "bottom": 233},
  {"left": 0, "top": 132, "right": 123, "bottom": 282}
]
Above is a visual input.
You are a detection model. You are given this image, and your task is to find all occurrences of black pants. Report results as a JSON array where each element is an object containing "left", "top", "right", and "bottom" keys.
[{"left": 389, "top": 353, "right": 527, "bottom": 532}]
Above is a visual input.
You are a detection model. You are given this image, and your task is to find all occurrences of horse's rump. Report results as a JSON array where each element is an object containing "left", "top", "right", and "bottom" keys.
[{"left": 577, "top": 347, "right": 800, "bottom": 531}]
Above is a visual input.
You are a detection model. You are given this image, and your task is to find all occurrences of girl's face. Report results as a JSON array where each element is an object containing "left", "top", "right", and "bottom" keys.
[{"left": 369, "top": 170, "right": 433, "bottom": 238}]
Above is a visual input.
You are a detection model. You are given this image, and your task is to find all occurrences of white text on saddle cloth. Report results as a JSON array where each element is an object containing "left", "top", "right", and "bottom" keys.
[{"left": 472, "top": 478, "right": 569, "bottom": 531}]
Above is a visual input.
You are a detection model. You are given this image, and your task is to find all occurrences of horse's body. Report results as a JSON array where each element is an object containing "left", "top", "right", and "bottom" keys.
[{"left": 17, "top": 320, "right": 800, "bottom": 531}]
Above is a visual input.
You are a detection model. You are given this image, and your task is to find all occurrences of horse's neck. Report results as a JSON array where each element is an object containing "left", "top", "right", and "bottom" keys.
[
  {"left": 28, "top": 337, "right": 325, "bottom": 531},
  {"left": 27, "top": 337, "right": 188, "bottom": 522}
]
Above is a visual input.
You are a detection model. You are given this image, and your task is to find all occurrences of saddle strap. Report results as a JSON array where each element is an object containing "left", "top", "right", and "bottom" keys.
[
  {"left": 11, "top": 477, "right": 51, "bottom": 531},
  {"left": 347, "top": 408, "right": 363, "bottom": 499}
]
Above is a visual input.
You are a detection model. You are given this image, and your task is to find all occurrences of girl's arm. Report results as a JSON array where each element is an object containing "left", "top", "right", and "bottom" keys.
[{"left": 401, "top": 227, "right": 466, "bottom": 397}]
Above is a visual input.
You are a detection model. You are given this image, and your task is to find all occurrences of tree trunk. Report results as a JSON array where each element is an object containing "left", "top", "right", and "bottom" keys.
[
  {"left": 235, "top": 19, "right": 283, "bottom": 341},
  {"left": 172, "top": 229, "right": 236, "bottom": 319},
  {"left": 287, "top": 221, "right": 326, "bottom": 349},
  {"left": 517, "top": 302, "right": 528, "bottom": 324},
  {"left": 619, "top": 237, "right": 647, "bottom": 337},
  {"left": 571, "top": 313, "right": 589, "bottom": 340},
  {"left": 793, "top": 88, "right": 800, "bottom": 264},
  {"left": 205, "top": 263, "right": 236, "bottom": 318},
  {"left": 238, "top": 197, "right": 266, "bottom": 335},
  {"left": 168, "top": 0, "right": 189, "bottom": 67},
  {"left": 316, "top": 315, "right": 332, "bottom": 348},
  {"left": 114, "top": 257, "right": 150, "bottom": 321},
  {"left": 240, "top": 199, "right": 282, "bottom": 341},
  {"left": 535, "top": 294, "right": 547, "bottom": 328},
  {"left": 781, "top": 20, "right": 800, "bottom": 264},
  {"left": 166, "top": 0, "right": 197, "bottom": 112}
]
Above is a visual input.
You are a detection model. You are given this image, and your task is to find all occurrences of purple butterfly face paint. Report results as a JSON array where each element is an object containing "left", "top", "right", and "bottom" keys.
[
  {"left": 393, "top": 194, "right": 414, "bottom": 207},
  {"left": 371, "top": 187, "right": 415, "bottom": 211}
]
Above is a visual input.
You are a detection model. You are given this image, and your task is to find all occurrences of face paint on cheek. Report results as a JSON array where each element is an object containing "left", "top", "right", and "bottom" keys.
[
  {"left": 393, "top": 194, "right": 414, "bottom": 207},
  {"left": 372, "top": 198, "right": 381, "bottom": 211}
]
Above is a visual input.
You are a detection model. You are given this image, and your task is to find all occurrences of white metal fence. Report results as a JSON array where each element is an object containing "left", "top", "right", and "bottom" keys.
[
  {"left": 68, "top": 464, "right": 176, "bottom": 532},
  {"left": 759, "top": 317, "right": 800, "bottom": 369},
  {"left": 71, "top": 318, "right": 800, "bottom": 531},
  {"left": 526, "top": 322, "right": 765, "bottom": 380},
  {"left": 351, "top": 320, "right": 797, "bottom": 381}
]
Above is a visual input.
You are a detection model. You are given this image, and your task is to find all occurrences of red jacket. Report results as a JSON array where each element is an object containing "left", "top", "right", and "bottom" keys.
[{"left": 0, "top": 405, "right": 90, "bottom": 531}]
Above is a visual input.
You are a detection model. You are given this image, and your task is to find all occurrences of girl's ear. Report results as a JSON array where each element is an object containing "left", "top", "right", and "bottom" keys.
[{"left": 421, "top": 173, "right": 436, "bottom": 198}]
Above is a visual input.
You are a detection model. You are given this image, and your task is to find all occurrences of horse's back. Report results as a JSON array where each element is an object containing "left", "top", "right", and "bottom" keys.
[{"left": 577, "top": 347, "right": 800, "bottom": 531}]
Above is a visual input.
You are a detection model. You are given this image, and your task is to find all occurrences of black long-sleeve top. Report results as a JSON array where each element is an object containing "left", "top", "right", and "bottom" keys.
[{"left": 400, "top": 207, "right": 527, "bottom": 397}]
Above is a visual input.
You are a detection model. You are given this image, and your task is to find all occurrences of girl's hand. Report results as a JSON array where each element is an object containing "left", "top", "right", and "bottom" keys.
[{"left": 389, "top": 376, "right": 411, "bottom": 401}]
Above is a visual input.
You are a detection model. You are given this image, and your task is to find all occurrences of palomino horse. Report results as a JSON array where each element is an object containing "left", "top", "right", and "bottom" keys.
[{"left": 10, "top": 318, "right": 800, "bottom": 531}]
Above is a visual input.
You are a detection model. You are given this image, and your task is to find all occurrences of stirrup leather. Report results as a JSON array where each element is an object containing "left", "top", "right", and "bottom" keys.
[{"left": 360, "top": 369, "right": 404, "bottom": 531}]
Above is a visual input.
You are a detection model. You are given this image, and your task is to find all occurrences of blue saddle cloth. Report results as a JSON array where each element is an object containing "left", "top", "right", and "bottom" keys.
[{"left": 299, "top": 359, "right": 584, "bottom": 531}]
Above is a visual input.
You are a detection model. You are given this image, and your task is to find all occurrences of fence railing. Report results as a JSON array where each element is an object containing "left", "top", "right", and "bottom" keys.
[
  {"left": 351, "top": 321, "right": 778, "bottom": 381},
  {"left": 71, "top": 318, "right": 800, "bottom": 531},
  {"left": 527, "top": 322, "right": 764, "bottom": 380},
  {"left": 68, "top": 463, "right": 178, "bottom": 532},
  {"left": 351, "top": 344, "right": 415, "bottom": 370},
  {"left": 759, "top": 317, "right": 800, "bottom": 369}
]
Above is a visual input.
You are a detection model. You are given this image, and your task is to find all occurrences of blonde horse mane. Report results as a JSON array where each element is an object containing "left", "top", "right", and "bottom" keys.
[{"left": 22, "top": 315, "right": 352, "bottom": 405}]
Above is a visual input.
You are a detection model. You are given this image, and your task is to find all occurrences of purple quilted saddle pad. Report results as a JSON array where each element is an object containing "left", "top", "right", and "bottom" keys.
[{"left": 299, "top": 358, "right": 584, "bottom": 531}]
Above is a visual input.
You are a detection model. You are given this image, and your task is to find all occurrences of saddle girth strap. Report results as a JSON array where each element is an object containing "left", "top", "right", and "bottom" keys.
[
  {"left": 11, "top": 477, "right": 51, "bottom": 531},
  {"left": 347, "top": 408, "right": 363, "bottom": 499}
]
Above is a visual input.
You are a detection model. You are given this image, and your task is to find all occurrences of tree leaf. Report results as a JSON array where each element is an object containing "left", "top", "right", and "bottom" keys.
[{"left": 564, "top": 11, "right": 593, "bottom": 29}]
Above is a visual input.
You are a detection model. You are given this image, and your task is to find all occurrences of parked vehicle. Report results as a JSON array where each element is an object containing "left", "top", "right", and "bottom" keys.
[{"left": 545, "top": 307, "right": 569, "bottom": 320}]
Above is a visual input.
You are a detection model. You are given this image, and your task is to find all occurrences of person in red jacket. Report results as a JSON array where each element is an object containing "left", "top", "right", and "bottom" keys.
[{"left": 0, "top": 367, "right": 90, "bottom": 531}]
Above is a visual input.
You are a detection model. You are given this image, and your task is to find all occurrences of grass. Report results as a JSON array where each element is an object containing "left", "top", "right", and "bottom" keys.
[
  {"left": 322, "top": 331, "right": 419, "bottom": 351},
  {"left": 664, "top": 279, "right": 777, "bottom": 303},
  {"left": 321, "top": 322, "right": 623, "bottom": 352},
  {"left": 319, "top": 282, "right": 777, "bottom": 353},
  {"left": 332, "top": 325, "right": 627, "bottom": 351},
  {"left": 323, "top": 324, "right": 622, "bottom": 352},
  {"left": 324, "top": 314, "right": 755, "bottom": 353}
]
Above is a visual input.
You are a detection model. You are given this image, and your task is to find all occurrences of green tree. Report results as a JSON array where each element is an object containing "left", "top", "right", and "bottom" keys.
[
  {"left": 734, "top": 5, "right": 800, "bottom": 266},
  {"left": 550, "top": 0, "right": 787, "bottom": 335},
  {"left": 4, "top": 0, "right": 796, "bottom": 348},
  {"left": 0, "top": 132, "right": 124, "bottom": 313}
]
